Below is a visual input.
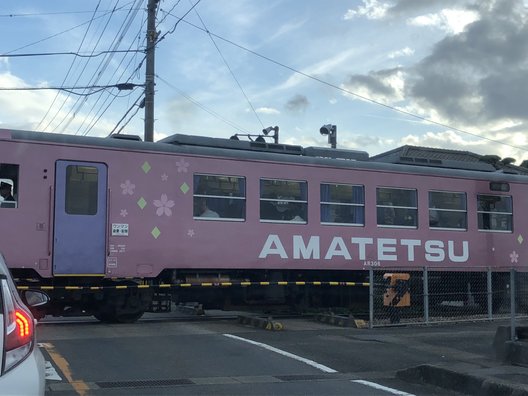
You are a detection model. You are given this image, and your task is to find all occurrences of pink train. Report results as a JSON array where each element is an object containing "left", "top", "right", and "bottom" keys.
[{"left": 0, "top": 128, "right": 526, "bottom": 322}]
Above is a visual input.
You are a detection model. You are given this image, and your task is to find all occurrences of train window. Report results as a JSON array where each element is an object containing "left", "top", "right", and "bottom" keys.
[
  {"left": 429, "top": 191, "right": 467, "bottom": 230},
  {"left": 320, "top": 183, "right": 364, "bottom": 226},
  {"left": 0, "top": 163, "right": 19, "bottom": 209},
  {"left": 477, "top": 194, "right": 512, "bottom": 232},
  {"left": 193, "top": 174, "right": 246, "bottom": 221},
  {"left": 65, "top": 165, "right": 98, "bottom": 215},
  {"left": 376, "top": 187, "right": 417, "bottom": 228},
  {"left": 260, "top": 178, "right": 307, "bottom": 223}
]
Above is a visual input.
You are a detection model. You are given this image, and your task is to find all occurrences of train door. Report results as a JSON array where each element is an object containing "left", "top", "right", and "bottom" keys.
[{"left": 53, "top": 161, "right": 107, "bottom": 275}]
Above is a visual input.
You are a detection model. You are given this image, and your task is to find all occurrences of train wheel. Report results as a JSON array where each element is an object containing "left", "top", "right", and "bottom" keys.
[
  {"left": 93, "top": 281, "right": 151, "bottom": 323},
  {"left": 94, "top": 305, "right": 145, "bottom": 323}
]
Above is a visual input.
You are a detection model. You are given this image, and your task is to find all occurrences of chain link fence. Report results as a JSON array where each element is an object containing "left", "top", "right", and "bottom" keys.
[{"left": 368, "top": 267, "right": 528, "bottom": 336}]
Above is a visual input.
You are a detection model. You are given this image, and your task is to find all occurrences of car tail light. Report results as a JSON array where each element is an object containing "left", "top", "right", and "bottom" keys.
[{"left": 1, "top": 279, "right": 34, "bottom": 373}]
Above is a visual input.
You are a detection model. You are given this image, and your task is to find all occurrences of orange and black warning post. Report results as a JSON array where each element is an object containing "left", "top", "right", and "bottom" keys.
[{"left": 383, "top": 273, "right": 411, "bottom": 323}]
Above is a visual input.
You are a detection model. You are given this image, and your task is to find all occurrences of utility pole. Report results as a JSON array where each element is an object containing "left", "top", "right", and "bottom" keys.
[{"left": 144, "top": 0, "right": 158, "bottom": 142}]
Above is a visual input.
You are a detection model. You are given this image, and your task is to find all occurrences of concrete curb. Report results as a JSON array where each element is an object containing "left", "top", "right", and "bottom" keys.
[
  {"left": 176, "top": 302, "right": 204, "bottom": 315},
  {"left": 237, "top": 315, "right": 283, "bottom": 331},
  {"left": 313, "top": 313, "right": 368, "bottom": 328},
  {"left": 396, "top": 364, "right": 528, "bottom": 396},
  {"left": 494, "top": 326, "right": 528, "bottom": 366}
]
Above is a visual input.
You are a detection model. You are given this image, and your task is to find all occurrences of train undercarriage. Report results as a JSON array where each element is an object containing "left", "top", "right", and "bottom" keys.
[{"left": 12, "top": 268, "right": 527, "bottom": 323}]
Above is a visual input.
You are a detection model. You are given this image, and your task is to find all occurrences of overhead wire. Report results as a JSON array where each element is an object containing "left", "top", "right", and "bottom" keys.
[
  {"left": 155, "top": 0, "right": 201, "bottom": 45},
  {"left": 1, "top": 1, "right": 137, "bottom": 55},
  {"left": 57, "top": 0, "right": 144, "bottom": 134},
  {"left": 80, "top": 52, "right": 147, "bottom": 136},
  {"left": 190, "top": 2, "right": 264, "bottom": 129},
  {"left": 0, "top": 7, "right": 138, "bottom": 18},
  {"left": 0, "top": 84, "right": 143, "bottom": 94},
  {"left": 35, "top": 0, "right": 103, "bottom": 132},
  {"left": 157, "top": 74, "right": 251, "bottom": 134},
  {"left": 165, "top": 12, "right": 528, "bottom": 153},
  {"left": 0, "top": 50, "right": 141, "bottom": 58},
  {"left": 47, "top": 0, "right": 125, "bottom": 133},
  {"left": 77, "top": 0, "right": 147, "bottom": 136},
  {"left": 108, "top": 92, "right": 145, "bottom": 135},
  {"left": 99, "top": 0, "right": 186, "bottom": 137},
  {"left": 43, "top": 0, "right": 142, "bottom": 135}
]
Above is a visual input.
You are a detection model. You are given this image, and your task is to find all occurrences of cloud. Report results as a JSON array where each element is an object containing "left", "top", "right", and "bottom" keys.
[
  {"left": 408, "top": 0, "right": 528, "bottom": 125},
  {"left": 273, "top": 48, "right": 359, "bottom": 93},
  {"left": 344, "top": 0, "right": 391, "bottom": 20},
  {"left": 343, "top": 67, "right": 405, "bottom": 104},
  {"left": 266, "top": 18, "right": 308, "bottom": 43},
  {"left": 339, "top": 0, "right": 528, "bottom": 157},
  {"left": 285, "top": 94, "right": 309, "bottom": 113},
  {"left": 387, "top": 0, "right": 473, "bottom": 17},
  {"left": 408, "top": 8, "right": 480, "bottom": 34},
  {"left": 256, "top": 107, "right": 280, "bottom": 115},
  {"left": 388, "top": 47, "right": 415, "bottom": 59},
  {"left": 0, "top": 72, "right": 71, "bottom": 131}
]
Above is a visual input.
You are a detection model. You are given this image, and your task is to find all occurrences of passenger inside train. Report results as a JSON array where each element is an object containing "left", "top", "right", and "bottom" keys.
[{"left": 0, "top": 181, "right": 16, "bottom": 208}]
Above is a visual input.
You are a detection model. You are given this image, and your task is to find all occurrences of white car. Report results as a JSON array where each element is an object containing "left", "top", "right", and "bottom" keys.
[{"left": 0, "top": 253, "right": 48, "bottom": 396}]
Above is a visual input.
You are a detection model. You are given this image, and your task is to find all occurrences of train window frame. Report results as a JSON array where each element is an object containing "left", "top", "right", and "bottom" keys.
[
  {"left": 376, "top": 187, "right": 418, "bottom": 228},
  {"left": 260, "top": 178, "right": 307, "bottom": 224},
  {"left": 193, "top": 173, "right": 246, "bottom": 222},
  {"left": 477, "top": 194, "right": 513, "bottom": 232},
  {"left": 428, "top": 190, "right": 467, "bottom": 231},
  {"left": 0, "top": 163, "right": 19, "bottom": 209},
  {"left": 320, "top": 183, "right": 365, "bottom": 226},
  {"left": 65, "top": 165, "right": 99, "bottom": 215}
]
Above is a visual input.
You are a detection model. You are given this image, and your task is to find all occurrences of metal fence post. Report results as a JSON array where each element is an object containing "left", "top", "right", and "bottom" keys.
[
  {"left": 423, "top": 266, "right": 429, "bottom": 325},
  {"left": 510, "top": 269, "right": 517, "bottom": 341},
  {"left": 369, "top": 268, "right": 374, "bottom": 329},
  {"left": 487, "top": 267, "right": 492, "bottom": 320}
]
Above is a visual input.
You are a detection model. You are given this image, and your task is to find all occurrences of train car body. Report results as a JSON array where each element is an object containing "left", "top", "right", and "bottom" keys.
[{"left": 0, "top": 128, "right": 526, "bottom": 321}]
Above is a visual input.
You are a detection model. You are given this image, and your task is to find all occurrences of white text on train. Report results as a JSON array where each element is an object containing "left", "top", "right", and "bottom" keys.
[{"left": 258, "top": 235, "right": 469, "bottom": 263}]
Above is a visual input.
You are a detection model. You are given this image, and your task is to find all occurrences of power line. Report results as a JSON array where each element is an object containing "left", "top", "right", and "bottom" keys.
[
  {"left": 0, "top": 50, "right": 142, "bottom": 58},
  {"left": 2, "top": 1, "right": 137, "bottom": 55},
  {"left": 0, "top": 83, "right": 143, "bottom": 95},
  {"left": 73, "top": 0, "right": 146, "bottom": 136},
  {"left": 53, "top": 0, "right": 128, "bottom": 134},
  {"left": 0, "top": 7, "right": 141, "bottom": 18},
  {"left": 165, "top": 13, "right": 528, "bottom": 153},
  {"left": 36, "top": 1, "right": 104, "bottom": 132},
  {"left": 155, "top": 0, "right": 201, "bottom": 44},
  {"left": 191, "top": 3, "right": 264, "bottom": 129},
  {"left": 157, "top": 74, "right": 251, "bottom": 134},
  {"left": 108, "top": 92, "right": 145, "bottom": 135}
]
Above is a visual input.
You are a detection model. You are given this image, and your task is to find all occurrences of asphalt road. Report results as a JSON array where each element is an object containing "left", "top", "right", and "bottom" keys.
[{"left": 38, "top": 312, "right": 499, "bottom": 395}]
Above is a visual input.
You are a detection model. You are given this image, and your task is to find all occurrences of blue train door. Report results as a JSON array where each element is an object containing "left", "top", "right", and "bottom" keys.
[{"left": 53, "top": 161, "right": 107, "bottom": 275}]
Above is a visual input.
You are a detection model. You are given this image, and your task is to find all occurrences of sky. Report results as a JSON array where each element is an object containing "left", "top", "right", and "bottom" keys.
[{"left": 1, "top": 0, "right": 528, "bottom": 161}]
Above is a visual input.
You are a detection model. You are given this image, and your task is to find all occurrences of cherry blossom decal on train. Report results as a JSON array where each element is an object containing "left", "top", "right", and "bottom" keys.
[
  {"left": 120, "top": 180, "right": 135, "bottom": 195},
  {"left": 176, "top": 158, "right": 189, "bottom": 173},
  {"left": 116, "top": 158, "right": 193, "bottom": 239},
  {"left": 153, "top": 194, "right": 175, "bottom": 217}
]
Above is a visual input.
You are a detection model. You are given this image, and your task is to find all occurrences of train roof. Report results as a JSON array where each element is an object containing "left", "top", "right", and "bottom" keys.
[
  {"left": 371, "top": 144, "right": 528, "bottom": 175},
  {"left": 2, "top": 128, "right": 528, "bottom": 183}
]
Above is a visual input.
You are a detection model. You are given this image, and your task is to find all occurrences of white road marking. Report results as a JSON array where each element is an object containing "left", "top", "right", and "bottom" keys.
[
  {"left": 352, "top": 380, "right": 415, "bottom": 395},
  {"left": 223, "top": 333, "right": 337, "bottom": 373},
  {"left": 45, "top": 360, "right": 62, "bottom": 381}
]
